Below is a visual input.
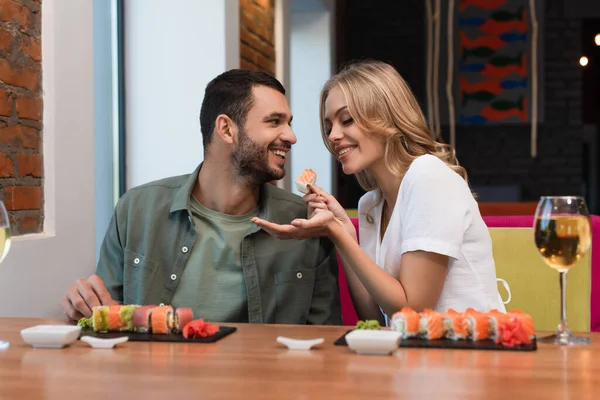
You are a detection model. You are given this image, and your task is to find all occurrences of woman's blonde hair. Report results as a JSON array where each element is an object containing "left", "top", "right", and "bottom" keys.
[{"left": 319, "top": 60, "right": 469, "bottom": 194}]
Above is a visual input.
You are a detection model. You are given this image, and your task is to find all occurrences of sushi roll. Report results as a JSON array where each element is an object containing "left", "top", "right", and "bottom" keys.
[
  {"left": 464, "top": 309, "right": 490, "bottom": 341},
  {"left": 174, "top": 307, "right": 194, "bottom": 333},
  {"left": 443, "top": 309, "right": 468, "bottom": 340},
  {"left": 132, "top": 305, "right": 156, "bottom": 333},
  {"left": 418, "top": 309, "right": 444, "bottom": 340},
  {"left": 508, "top": 309, "right": 536, "bottom": 340},
  {"left": 295, "top": 169, "right": 317, "bottom": 194},
  {"left": 391, "top": 307, "right": 420, "bottom": 339},
  {"left": 118, "top": 305, "right": 138, "bottom": 331},
  {"left": 151, "top": 305, "right": 173, "bottom": 334},
  {"left": 92, "top": 305, "right": 109, "bottom": 332},
  {"left": 488, "top": 309, "right": 511, "bottom": 341}
]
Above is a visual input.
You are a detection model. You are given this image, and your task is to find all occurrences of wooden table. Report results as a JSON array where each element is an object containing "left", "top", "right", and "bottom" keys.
[{"left": 1, "top": 318, "right": 599, "bottom": 399}]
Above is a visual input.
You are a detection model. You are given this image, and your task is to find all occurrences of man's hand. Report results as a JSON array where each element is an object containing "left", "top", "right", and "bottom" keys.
[{"left": 61, "top": 274, "right": 119, "bottom": 321}]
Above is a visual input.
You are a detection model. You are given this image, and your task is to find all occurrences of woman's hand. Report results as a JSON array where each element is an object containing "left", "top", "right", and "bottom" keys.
[
  {"left": 251, "top": 209, "right": 337, "bottom": 240},
  {"left": 304, "top": 184, "right": 357, "bottom": 241}
]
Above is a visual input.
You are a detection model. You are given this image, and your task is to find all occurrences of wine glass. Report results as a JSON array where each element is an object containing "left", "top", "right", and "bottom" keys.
[
  {"left": 533, "top": 196, "right": 591, "bottom": 345},
  {"left": 0, "top": 201, "right": 10, "bottom": 350}
]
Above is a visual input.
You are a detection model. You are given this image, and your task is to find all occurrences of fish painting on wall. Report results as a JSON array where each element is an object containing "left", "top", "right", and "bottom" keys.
[{"left": 458, "top": 0, "right": 533, "bottom": 124}]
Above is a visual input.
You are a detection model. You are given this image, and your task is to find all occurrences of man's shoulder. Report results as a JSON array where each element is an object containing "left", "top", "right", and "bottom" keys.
[{"left": 117, "top": 173, "right": 191, "bottom": 206}]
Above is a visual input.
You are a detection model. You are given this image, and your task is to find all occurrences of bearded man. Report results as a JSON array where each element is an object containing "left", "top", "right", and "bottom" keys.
[{"left": 61, "top": 70, "right": 342, "bottom": 325}]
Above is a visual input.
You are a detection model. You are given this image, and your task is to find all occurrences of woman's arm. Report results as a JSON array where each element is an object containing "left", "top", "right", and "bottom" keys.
[{"left": 329, "top": 222, "right": 448, "bottom": 317}]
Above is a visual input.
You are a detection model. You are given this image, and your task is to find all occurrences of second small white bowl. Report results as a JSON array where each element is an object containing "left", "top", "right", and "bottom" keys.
[
  {"left": 20, "top": 325, "right": 81, "bottom": 349},
  {"left": 345, "top": 330, "right": 402, "bottom": 355}
]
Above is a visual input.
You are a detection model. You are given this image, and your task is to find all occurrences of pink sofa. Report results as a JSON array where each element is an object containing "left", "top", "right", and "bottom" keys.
[{"left": 339, "top": 216, "right": 600, "bottom": 331}]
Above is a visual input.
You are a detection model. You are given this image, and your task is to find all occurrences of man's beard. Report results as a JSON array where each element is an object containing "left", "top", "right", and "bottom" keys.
[{"left": 231, "top": 128, "right": 286, "bottom": 185}]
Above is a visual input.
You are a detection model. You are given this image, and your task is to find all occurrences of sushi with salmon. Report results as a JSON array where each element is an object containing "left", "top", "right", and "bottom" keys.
[
  {"left": 464, "top": 308, "right": 490, "bottom": 341},
  {"left": 151, "top": 305, "right": 173, "bottom": 334},
  {"left": 418, "top": 309, "right": 444, "bottom": 340},
  {"left": 443, "top": 309, "right": 468, "bottom": 340},
  {"left": 488, "top": 309, "right": 512, "bottom": 341},
  {"left": 391, "top": 307, "right": 420, "bottom": 339},
  {"left": 295, "top": 169, "right": 317, "bottom": 194}
]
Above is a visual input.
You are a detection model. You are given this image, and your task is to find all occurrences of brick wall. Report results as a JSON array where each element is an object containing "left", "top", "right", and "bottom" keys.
[
  {"left": 240, "top": 0, "right": 276, "bottom": 76},
  {"left": 336, "top": 0, "right": 585, "bottom": 208},
  {"left": 0, "top": 0, "right": 43, "bottom": 235}
]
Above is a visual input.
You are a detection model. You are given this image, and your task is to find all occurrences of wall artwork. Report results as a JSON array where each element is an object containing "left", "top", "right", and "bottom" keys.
[
  {"left": 458, "top": 0, "right": 534, "bottom": 125},
  {"left": 426, "top": 0, "right": 542, "bottom": 156}
]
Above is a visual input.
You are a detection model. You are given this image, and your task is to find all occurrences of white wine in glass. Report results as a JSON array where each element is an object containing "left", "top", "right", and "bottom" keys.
[
  {"left": 0, "top": 201, "right": 10, "bottom": 350},
  {"left": 534, "top": 196, "right": 591, "bottom": 345}
]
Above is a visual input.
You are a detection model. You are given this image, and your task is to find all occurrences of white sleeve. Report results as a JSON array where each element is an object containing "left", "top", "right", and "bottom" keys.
[{"left": 399, "top": 156, "right": 470, "bottom": 260}]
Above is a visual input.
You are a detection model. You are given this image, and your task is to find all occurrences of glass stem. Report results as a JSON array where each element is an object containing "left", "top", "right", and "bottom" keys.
[{"left": 558, "top": 271, "right": 569, "bottom": 337}]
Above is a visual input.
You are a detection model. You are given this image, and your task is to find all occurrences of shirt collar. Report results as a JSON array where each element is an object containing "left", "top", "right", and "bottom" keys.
[{"left": 169, "top": 163, "right": 284, "bottom": 232}]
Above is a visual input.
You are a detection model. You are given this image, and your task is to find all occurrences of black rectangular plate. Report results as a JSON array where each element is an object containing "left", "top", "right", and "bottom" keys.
[
  {"left": 334, "top": 330, "right": 537, "bottom": 351},
  {"left": 79, "top": 326, "right": 237, "bottom": 343}
]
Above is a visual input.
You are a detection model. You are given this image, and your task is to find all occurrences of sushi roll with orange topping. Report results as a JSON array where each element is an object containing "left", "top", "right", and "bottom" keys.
[
  {"left": 464, "top": 309, "right": 490, "bottom": 341},
  {"left": 443, "top": 309, "right": 468, "bottom": 340},
  {"left": 418, "top": 308, "right": 445, "bottom": 340},
  {"left": 295, "top": 169, "right": 317, "bottom": 194},
  {"left": 391, "top": 307, "right": 420, "bottom": 339},
  {"left": 151, "top": 305, "right": 173, "bottom": 334},
  {"left": 488, "top": 309, "right": 512, "bottom": 341}
]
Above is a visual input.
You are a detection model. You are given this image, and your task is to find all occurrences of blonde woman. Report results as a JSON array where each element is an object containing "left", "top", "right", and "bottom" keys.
[{"left": 252, "top": 60, "right": 505, "bottom": 325}]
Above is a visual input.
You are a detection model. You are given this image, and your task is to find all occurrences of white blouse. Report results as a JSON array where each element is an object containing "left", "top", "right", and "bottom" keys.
[{"left": 358, "top": 154, "right": 506, "bottom": 321}]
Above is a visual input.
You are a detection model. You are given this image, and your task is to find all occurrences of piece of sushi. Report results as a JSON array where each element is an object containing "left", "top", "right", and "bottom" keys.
[
  {"left": 151, "top": 305, "right": 173, "bottom": 334},
  {"left": 443, "top": 309, "right": 468, "bottom": 340},
  {"left": 488, "top": 309, "right": 512, "bottom": 341},
  {"left": 132, "top": 305, "right": 156, "bottom": 333},
  {"left": 118, "top": 305, "right": 138, "bottom": 331},
  {"left": 508, "top": 309, "right": 536, "bottom": 340},
  {"left": 92, "top": 305, "right": 109, "bottom": 332},
  {"left": 295, "top": 169, "right": 317, "bottom": 194},
  {"left": 418, "top": 308, "right": 445, "bottom": 340},
  {"left": 391, "top": 307, "right": 420, "bottom": 339},
  {"left": 174, "top": 307, "right": 194, "bottom": 333},
  {"left": 464, "top": 309, "right": 490, "bottom": 341}
]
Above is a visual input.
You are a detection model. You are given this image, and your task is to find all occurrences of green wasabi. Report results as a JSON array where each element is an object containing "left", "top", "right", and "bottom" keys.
[
  {"left": 77, "top": 317, "right": 93, "bottom": 328},
  {"left": 355, "top": 320, "right": 381, "bottom": 330}
]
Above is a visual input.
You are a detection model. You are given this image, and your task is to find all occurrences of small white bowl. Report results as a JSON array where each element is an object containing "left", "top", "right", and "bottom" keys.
[
  {"left": 345, "top": 330, "right": 402, "bottom": 355},
  {"left": 20, "top": 325, "right": 81, "bottom": 349}
]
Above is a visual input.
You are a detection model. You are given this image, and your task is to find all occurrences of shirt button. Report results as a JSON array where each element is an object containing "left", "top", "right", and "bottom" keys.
[
  {"left": 182, "top": 246, "right": 189, "bottom": 253},
  {"left": 296, "top": 272, "right": 303, "bottom": 279},
  {"left": 171, "top": 274, "right": 177, "bottom": 281},
  {"left": 134, "top": 258, "right": 140, "bottom": 265}
]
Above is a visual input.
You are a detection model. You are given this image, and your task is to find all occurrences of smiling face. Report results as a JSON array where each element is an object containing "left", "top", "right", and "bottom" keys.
[
  {"left": 232, "top": 85, "right": 296, "bottom": 184},
  {"left": 323, "top": 86, "right": 385, "bottom": 175}
]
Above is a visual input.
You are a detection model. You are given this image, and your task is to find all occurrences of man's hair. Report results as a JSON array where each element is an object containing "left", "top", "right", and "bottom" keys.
[{"left": 200, "top": 69, "right": 286, "bottom": 152}]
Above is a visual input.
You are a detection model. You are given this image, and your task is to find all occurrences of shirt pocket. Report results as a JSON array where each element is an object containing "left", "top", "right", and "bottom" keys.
[
  {"left": 123, "top": 248, "right": 158, "bottom": 305},
  {"left": 273, "top": 269, "right": 316, "bottom": 324}
]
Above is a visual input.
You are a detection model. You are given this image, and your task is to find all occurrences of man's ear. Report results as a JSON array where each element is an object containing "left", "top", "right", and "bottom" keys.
[{"left": 214, "top": 114, "right": 237, "bottom": 145}]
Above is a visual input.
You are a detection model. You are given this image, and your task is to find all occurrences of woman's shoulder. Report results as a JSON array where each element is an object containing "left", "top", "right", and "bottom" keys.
[{"left": 403, "top": 154, "right": 463, "bottom": 188}]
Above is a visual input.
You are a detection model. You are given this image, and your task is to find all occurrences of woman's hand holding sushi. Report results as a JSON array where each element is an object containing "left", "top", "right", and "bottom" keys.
[
  {"left": 304, "top": 184, "right": 357, "bottom": 241},
  {"left": 251, "top": 184, "right": 357, "bottom": 241},
  {"left": 61, "top": 274, "right": 119, "bottom": 321}
]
